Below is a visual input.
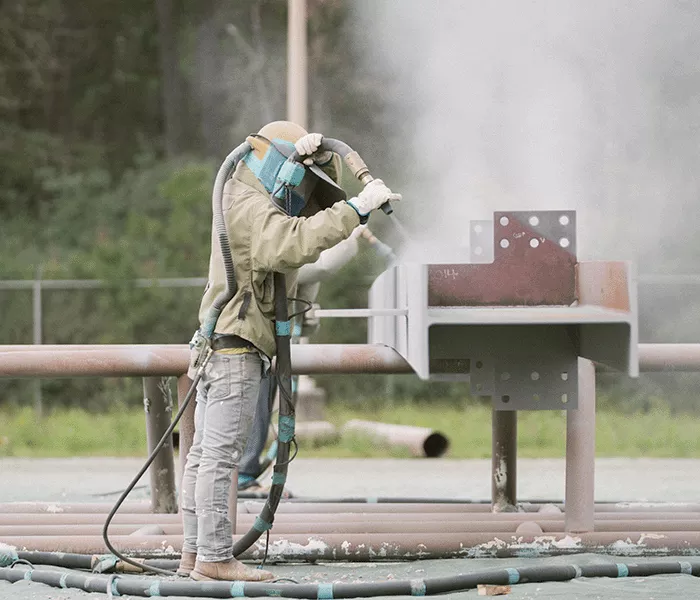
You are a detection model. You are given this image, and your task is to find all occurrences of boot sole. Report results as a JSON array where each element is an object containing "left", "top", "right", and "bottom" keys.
[{"left": 190, "top": 570, "right": 275, "bottom": 582}]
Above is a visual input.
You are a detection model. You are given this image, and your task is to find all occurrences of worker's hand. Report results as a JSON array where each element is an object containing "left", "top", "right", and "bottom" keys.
[
  {"left": 347, "top": 179, "right": 402, "bottom": 220},
  {"left": 295, "top": 133, "right": 332, "bottom": 166}
]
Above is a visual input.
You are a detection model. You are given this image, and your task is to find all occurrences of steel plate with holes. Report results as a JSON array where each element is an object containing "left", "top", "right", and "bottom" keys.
[
  {"left": 429, "top": 324, "right": 579, "bottom": 410},
  {"left": 429, "top": 210, "right": 577, "bottom": 307},
  {"left": 469, "top": 220, "right": 494, "bottom": 264}
]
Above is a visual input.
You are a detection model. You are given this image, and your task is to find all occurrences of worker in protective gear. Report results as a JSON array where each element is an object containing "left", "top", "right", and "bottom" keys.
[
  {"left": 237, "top": 226, "right": 367, "bottom": 491},
  {"left": 178, "top": 121, "right": 401, "bottom": 582}
]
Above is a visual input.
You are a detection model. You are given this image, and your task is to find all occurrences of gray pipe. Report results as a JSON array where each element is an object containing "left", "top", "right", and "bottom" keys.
[{"left": 201, "top": 141, "right": 251, "bottom": 337}]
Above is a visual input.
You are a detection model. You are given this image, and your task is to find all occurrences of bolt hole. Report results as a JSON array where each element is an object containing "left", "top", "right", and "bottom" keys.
[
  {"left": 561, "top": 372, "right": 568, "bottom": 381},
  {"left": 559, "top": 215, "right": 570, "bottom": 226},
  {"left": 530, "top": 238, "right": 540, "bottom": 249},
  {"left": 559, "top": 237, "right": 570, "bottom": 248},
  {"left": 474, "top": 246, "right": 483, "bottom": 256},
  {"left": 500, "top": 372, "right": 511, "bottom": 381},
  {"left": 501, "top": 395, "right": 510, "bottom": 404},
  {"left": 499, "top": 216, "right": 509, "bottom": 226},
  {"left": 561, "top": 394, "right": 568, "bottom": 404},
  {"left": 474, "top": 224, "right": 483, "bottom": 233},
  {"left": 528, "top": 215, "right": 540, "bottom": 226},
  {"left": 531, "top": 371, "right": 540, "bottom": 381},
  {"left": 533, "top": 394, "right": 540, "bottom": 402},
  {"left": 476, "top": 383, "right": 483, "bottom": 392},
  {"left": 500, "top": 239, "right": 510, "bottom": 249},
  {"left": 475, "top": 361, "right": 483, "bottom": 369}
]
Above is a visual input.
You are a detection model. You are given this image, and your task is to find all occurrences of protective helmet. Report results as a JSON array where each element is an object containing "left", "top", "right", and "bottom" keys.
[{"left": 243, "top": 120, "right": 346, "bottom": 216}]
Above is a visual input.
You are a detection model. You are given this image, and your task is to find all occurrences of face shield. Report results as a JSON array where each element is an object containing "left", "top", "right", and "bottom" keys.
[{"left": 243, "top": 135, "right": 346, "bottom": 216}]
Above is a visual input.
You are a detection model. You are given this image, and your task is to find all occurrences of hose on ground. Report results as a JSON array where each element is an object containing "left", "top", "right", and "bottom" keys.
[{"left": 1, "top": 559, "right": 698, "bottom": 598}]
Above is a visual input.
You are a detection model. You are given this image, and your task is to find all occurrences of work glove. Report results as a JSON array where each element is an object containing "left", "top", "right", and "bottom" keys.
[
  {"left": 347, "top": 179, "right": 402, "bottom": 223},
  {"left": 295, "top": 133, "right": 332, "bottom": 166}
]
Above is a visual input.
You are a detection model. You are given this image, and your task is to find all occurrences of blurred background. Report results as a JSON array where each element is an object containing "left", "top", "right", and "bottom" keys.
[{"left": 2, "top": 0, "right": 700, "bottom": 457}]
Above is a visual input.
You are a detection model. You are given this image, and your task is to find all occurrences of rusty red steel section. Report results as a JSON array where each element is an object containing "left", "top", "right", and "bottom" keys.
[{"left": 428, "top": 212, "right": 577, "bottom": 307}]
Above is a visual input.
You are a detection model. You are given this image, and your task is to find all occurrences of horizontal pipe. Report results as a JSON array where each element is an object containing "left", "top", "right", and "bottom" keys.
[
  {"left": 0, "top": 524, "right": 180, "bottom": 536},
  {"left": 0, "top": 344, "right": 412, "bottom": 377},
  {"left": 11, "top": 518, "right": 700, "bottom": 538},
  {"left": 8, "top": 510, "right": 700, "bottom": 527},
  {"left": 7, "top": 531, "right": 700, "bottom": 560},
  {"left": 0, "top": 278, "right": 207, "bottom": 290},
  {"left": 9, "top": 499, "right": 700, "bottom": 520},
  {"left": 313, "top": 308, "right": 407, "bottom": 318},
  {"left": 2, "top": 343, "right": 700, "bottom": 377},
  {"left": 637, "top": 344, "right": 700, "bottom": 372},
  {"left": 0, "top": 502, "right": 153, "bottom": 514}
]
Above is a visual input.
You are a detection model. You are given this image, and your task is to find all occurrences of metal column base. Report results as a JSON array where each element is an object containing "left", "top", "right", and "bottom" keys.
[{"left": 491, "top": 410, "right": 517, "bottom": 511}]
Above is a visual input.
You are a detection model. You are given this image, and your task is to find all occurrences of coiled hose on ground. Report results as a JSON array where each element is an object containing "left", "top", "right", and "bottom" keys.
[{"left": 1, "top": 554, "right": 699, "bottom": 598}]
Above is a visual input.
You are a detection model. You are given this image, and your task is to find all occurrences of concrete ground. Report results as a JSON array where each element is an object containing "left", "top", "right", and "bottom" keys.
[{"left": 1, "top": 457, "right": 700, "bottom": 598}]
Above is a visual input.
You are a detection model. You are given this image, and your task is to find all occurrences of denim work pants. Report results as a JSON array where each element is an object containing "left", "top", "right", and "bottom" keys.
[
  {"left": 239, "top": 373, "right": 276, "bottom": 478},
  {"left": 181, "top": 351, "right": 262, "bottom": 561}
]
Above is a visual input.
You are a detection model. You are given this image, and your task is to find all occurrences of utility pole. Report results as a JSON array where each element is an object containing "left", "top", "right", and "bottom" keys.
[{"left": 287, "top": 0, "right": 308, "bottom": 128}]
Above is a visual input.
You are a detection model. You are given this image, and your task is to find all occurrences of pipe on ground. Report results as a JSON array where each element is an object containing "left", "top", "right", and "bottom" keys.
[
  {"left": 342, "top": 420, "right": 449, "bottom": 458},
  {"left": 294, "top": 421, "right": 339, "bottom": 445}
]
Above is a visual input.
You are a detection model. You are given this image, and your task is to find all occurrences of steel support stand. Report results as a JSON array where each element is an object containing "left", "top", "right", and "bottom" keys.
[
  {"left": 143, "top": 377, "right": 177, "bottom": 514},
  {"left": 491, "top": 410, "right": 517, "bottom": 511},
  {"left": 565, "top": 358, "right": 596, "bottom": 532}
]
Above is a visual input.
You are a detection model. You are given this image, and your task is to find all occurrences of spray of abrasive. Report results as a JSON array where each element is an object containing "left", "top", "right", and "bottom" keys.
[
  {"left": 386, "top": 213, "right": 411, "bottom": 244},
  {"left": 362, "top": 227, "right": 397, "bottom": 261}
]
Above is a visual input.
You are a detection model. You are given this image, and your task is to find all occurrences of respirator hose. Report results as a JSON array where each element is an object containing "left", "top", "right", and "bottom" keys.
[
  {"left": 232, "top": 272, "right": 294, "bottom": 556},
  {"left": 201, "top": 141, "right": 252, "bottom": 337}
]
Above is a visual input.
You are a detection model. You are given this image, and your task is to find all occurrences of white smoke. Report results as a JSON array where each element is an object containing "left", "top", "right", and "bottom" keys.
[{"left": 352, "top": 0, "right": 699, "bottom": 264}]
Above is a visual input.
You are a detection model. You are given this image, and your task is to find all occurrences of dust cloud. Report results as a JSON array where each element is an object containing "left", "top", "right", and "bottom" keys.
[{"left": 352, "top": 0, "right": 700, "bottom": 266}]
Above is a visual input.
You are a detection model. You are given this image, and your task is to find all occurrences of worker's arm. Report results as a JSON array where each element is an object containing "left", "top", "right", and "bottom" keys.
[
  {"left": 251, "top": 199, "right": 360, "bottom": 273},
  {"left": 297, "top": 226, "right": 363, "bottom": 285}
]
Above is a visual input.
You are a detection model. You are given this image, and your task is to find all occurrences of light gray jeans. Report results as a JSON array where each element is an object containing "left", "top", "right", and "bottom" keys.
[{"left": 181, "top": 351, "right": 262, "bottom": 561}]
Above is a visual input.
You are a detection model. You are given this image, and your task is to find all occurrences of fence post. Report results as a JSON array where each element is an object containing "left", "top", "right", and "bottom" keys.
[{"left": 143, "top": 377, "right": 178, "bottom": 513}]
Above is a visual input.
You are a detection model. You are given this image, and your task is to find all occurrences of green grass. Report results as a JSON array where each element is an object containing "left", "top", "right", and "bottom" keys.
[{"left": 1, "top": 402, "right": 700, "bottom": 459}]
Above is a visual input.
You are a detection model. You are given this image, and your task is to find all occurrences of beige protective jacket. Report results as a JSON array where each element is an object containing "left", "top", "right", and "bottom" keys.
[{"left": 198, "top": 160, "right": 360, "bottom": 358}]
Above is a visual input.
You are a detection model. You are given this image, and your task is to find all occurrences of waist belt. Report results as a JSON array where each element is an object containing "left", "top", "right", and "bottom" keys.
[{"left": 211, "top": 335, "right": 256, "bottom": 352}]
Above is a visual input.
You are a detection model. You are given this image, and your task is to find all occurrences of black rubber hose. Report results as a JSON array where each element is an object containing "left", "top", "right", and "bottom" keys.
[
  {"left": 16, "top": 552, "right": 180, "bottom": 572},
  {"left": 232, "top": 272, "right": 294, "bottom": 557},
  {"left": 101, "top": 351, "right": 211, "bottom": 576},
  {"left": 2, "top": 559, "right": 699, "bottom": 598}
]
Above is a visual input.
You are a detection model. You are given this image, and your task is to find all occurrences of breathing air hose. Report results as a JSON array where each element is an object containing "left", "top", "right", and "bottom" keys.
[
  {"left": 102, "top": 138, "right": 386, "bottom": 576},
  {"left": 2, "top": 556, "right": 699, "bottom": 598}
]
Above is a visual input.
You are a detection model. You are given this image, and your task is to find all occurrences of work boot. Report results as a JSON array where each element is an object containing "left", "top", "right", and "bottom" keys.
[
  {"left": 176, "top": 551, "right": 196, "bottom": 577},
  {"left": 190, "top": 558, "right": 274, "bottom": 582}
]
